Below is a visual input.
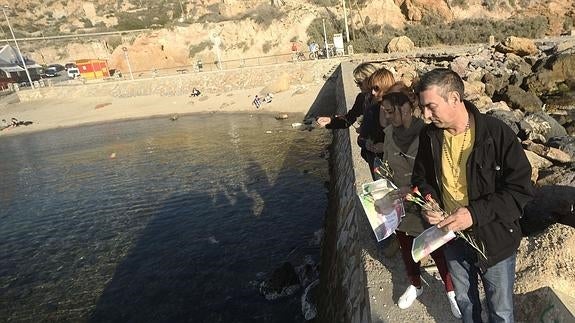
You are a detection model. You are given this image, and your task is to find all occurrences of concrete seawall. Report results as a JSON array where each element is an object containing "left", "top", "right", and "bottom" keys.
[{"left": 317, "top": 62, "right": 371, "bottom": 323}]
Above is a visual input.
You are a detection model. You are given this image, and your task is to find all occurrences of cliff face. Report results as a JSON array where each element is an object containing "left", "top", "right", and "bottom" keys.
[{"left": 2, "top": 0, "right": 574, "bottom": 71}]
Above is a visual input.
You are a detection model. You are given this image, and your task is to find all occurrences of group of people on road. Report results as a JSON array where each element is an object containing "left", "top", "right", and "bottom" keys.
[{"left": 316, "top": 65, "right": 534, "bottom": 322}]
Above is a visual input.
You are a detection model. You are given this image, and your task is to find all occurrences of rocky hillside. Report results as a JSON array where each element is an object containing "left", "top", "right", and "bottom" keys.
[{"left": 2, "top": 0, "right": 575, "bottom": 71}]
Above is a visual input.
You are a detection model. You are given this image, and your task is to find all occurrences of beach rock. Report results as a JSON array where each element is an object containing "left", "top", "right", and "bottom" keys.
[
  {"left": 520, "top": 112, "right": 568, "bottom": 142},
  {"left": 258, "top": 262, "right": 300, "bottom": 301},
  {"left": 488, "top": 109, "right": 521, "bottom": 134},
  {"left": 482, "top": 72, "right": 510, "bottom": 97},
  {"left": 463, "top": 80, "right": 485, "bottom": 101},
  {"left": 522, "top": 140, "right": 573, "bottom": 164},
  {"left": 548, "top": 136, "right": 575, "bottom": 160},
  {"left": 450, "top": 56, "right": 470, "bottom": 78},
  {"left": 275, "top": 113, "right": 288, "bottom": 120},
  {"left": 521, "top": 183, "right": 575, "bottom": 235},
  {"left": 496, "top": 36, "right": 538, "bottom": 56},
  {"left": 525, "top": 150, "right": 553, "bottom": 169},
  {"left": 523, "top": 53, "right": 575, "bottom": 95},
  {"left": 495, "top": 85, "right": 543, "bottom": 113},
  {"left": 386, "top": 36, "right": 415, "bottom": 53},
  {"left": 504, "top": 53, "right": 533, "bottom": 78}
]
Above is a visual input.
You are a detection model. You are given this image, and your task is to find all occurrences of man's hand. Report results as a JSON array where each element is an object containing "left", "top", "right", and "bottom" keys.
[
  {"left": 437, "top": 207, "right": 473, "bottom": 232},
  {"left": 316, "top": 117, "right": 331, "bottom": 128},
  {"left": 422, "top": 210, "right": 445, "bottom": 225}
]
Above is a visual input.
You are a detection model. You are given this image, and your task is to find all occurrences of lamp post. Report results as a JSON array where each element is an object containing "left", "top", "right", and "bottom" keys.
[
  {"left": 342, "top": 0, "right": 350, "bottom": 42},
  {"left": 322, "top": 19, "right": 329, "bottom": 59},
  {"left": 1, "top": 6, "right": 34, "bottom": 89},
  {"left": 122, "top": 47, "right": 134, "bottom": 80},
  {"left": 210, "top": 32, "right": 222, "bottom": 70}
]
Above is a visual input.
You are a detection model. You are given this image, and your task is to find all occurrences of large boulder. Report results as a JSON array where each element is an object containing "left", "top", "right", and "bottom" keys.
[
  {"left": 487, "top": 109, "right": 522, "bottom": 134},
  {"left": 482, "top": 72, "right": 511, "bottom": 97},
  {"left": 548, "top": 136, "right": 575, "bottom": 160},
  {"left": 522, "top": 140, "right": 572, "bottom": 164},
  {"left": 386, "top": 36, "right": 415, "bottom": 53},
  {"left": 495, "top": 36, "right": 538, "bottom": 56},
  {"left": 523, "top": 53, "right": 575, "bottom": 95},
  {"left": 521, "top": 184, "right": 575, "bottom": 235},
  {"left": 519, "top": 112, "right": 568, "bottom": 142},
  {"left": 495, "top": 85, "right": 543, "bottom": 113}
]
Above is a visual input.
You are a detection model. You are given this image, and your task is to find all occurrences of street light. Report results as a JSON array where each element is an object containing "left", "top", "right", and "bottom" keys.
[
  {"left": 342, "top": 0, "right": 350, "bottom": 43},
  {"left": 122, "top": 46, "right": 134, "bottom": 80},
  {"left": 1, "top": 6, "right": 34, "bottom": 89}
]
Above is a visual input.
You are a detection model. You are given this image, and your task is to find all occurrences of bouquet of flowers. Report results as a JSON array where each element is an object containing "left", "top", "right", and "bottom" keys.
[{"left": 405, "top": 187, "right": 487, "bottom": 260}]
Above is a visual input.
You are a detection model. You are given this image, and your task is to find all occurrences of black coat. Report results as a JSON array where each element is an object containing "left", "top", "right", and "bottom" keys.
[
  {"left": 411, "top": 101, "right": 534, "bottom": 269},
  {"left": 326, "top": 92, "right": 367, "bottom": 129}
]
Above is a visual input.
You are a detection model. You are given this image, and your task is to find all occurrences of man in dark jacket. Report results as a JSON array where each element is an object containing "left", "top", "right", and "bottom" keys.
[{"left": 412, "top": 68, "right": 534, "bottom": 323}]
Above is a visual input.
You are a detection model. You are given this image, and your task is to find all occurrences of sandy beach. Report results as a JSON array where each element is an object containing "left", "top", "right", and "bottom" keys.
[{"left": 0, "top": 82, "right": 327, "bottom": 137}]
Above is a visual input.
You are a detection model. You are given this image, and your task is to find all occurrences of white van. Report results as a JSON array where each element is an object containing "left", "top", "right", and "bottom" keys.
[{"left": 67, "top": 68, "right": 80, "bottom": 79}]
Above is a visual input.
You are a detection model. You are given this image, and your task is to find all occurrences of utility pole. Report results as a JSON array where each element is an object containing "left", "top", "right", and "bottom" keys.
[
  {"left": 342, "top": 0, "right": 350, "bottom": 42},
  {"left": 322, "top": 19, "right": 329, "bottom": 59},
  {"left": 122, "top": 47, "right": 134, "bottom": 80},
  {"left": 2, "top": 6, "right": 34, "bottom": 89}
]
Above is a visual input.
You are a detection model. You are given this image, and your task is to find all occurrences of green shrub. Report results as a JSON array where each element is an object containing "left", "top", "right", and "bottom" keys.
[
  {"left": 106, "top": 36, "right": 123, "bottom": 51},
  {"left": 188, "top": 41, "right": 211, "bottom": 58},
  {"left": 310, "top": 0, "right": 338, "bottom": 6},
  {"left": 563, "top": 17, "right": 573, "bottom": 33},
  {"left": 80, "top": 17, "right": 93, "bottom": 28},
  {"left": 262, "top": 41, "right": 273, "bottom": 53},
  {"left": 306, "top": 17, "right": 346, "bottom": 47},
  {"left": 244, "top": 4, "right": 285, "bottom": 27},
  {"left": 451, "top": 0, "right": 469, "bottom": 9}
]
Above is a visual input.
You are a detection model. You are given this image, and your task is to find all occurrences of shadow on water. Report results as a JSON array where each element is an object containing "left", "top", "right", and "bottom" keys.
[{"left": 89, "top": 81, "right": 336, "bottom": 323}]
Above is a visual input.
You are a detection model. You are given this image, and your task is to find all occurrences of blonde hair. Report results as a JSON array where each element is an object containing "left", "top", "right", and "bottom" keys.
[
  {"left": 352, "top": 62, "right": 378, "bottom": 83},
  {"left": 368, "top": 68, "right": 395, "bottom": 93}
]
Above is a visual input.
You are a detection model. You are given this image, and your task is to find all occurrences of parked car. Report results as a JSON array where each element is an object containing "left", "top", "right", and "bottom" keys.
[
  {"left": 44, "top": 67, "right": 59, "bottom": 77},
  {"left": 67, "top": 67, "right": 80, "bottom": 79},
  {"left": 47, "top": 64, "right": 66, "bottom": 72}
]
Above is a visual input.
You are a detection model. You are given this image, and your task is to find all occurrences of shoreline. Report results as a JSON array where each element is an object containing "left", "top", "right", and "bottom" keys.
[{"left": 0, "top": 83, "right": 325, "bottom": 137}]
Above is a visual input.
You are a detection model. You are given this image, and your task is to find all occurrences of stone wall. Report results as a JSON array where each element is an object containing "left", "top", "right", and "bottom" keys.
[
  {"left": 317, "top": 62, "right": 371, "bottom": 323},
  {"left": 15, "top": 59, "right": 342, "bottom": 102}
]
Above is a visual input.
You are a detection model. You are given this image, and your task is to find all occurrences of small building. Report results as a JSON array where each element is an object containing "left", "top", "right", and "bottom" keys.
[
  {"left": 75, "top": 59, "right": 110, "bottom": 80},
  {"left": 0, "top": 45, "right": 42, "bottom": 89}
]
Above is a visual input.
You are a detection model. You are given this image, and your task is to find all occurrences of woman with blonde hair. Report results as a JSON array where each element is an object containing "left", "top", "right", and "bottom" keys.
[
  {"left": 316, "top": 62, "right": 378, "bottom": 129},
  {"left": 358, "top": 67, "right": 396, "bottom": 178}
]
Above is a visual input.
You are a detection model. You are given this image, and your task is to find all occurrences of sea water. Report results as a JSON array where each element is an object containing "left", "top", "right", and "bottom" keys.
[{"left": 0, "top": 113, "right": 330, "bottom": 322}]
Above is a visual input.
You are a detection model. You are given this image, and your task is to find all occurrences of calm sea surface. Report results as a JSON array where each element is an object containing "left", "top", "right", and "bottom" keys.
[{"left": 0, "top": 113, "right": 330, "bottom": 322}]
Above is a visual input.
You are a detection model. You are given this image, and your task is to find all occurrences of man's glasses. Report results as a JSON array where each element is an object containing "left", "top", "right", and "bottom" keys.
[{"left": 371, "top": 85, "right": 381, "bottom": 92}]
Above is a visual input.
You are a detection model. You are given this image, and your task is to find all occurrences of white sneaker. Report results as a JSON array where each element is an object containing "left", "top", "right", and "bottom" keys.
[
  {"left": 447, "top": 291, "right": 462, "bottom": 319},
  {"left": 397, "top": 285, "right": 422, "bottom": 309}
]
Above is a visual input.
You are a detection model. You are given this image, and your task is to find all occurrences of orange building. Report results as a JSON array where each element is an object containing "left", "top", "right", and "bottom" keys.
[{"left": 75, "top": 59, "right": 110, "bottom": 80}]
